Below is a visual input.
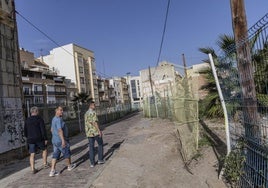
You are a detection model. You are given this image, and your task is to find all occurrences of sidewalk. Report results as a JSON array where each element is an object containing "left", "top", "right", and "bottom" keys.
[
  {"left": 0, "top": 113, "right": 226, "bottom": 188},
  {"left": 0, "top": 113, "right": 138, "bottom": 188}
]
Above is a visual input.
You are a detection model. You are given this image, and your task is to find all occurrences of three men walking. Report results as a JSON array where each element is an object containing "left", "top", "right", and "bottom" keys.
[{"left": 24, "top": 102, "right": 104, "bottom": 175}]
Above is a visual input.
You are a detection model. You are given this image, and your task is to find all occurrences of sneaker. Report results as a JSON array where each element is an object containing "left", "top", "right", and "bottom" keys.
[
  {"left": 31, "top": 168, "right": 37, "bottom": 174},
  {"left": 43, "top": 163, "right": 50, "bottom": 169},
  {"left": 67, "top": 163, "right": 76, "bottom": 171},
  {"left": 49, "top": 170, "right": 59, "bottom": 177},
  {"left": 90, "top": 164, "right": 95, "bottom": 168},
  {"left": 97, "top": 160, "right": 105, "bottom": 165}
]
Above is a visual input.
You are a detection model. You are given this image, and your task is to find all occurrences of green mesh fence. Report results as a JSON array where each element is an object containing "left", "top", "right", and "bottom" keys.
[{"left": 143, "top": 75, "right": 199, "bottom": 162}]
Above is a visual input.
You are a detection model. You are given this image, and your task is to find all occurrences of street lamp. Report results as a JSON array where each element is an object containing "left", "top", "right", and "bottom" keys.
[{"left": 77, "top": 101, "right": 82, "bottom": 132}]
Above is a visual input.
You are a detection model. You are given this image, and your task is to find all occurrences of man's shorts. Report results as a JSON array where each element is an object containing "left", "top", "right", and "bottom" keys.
[
  {"left": 28, "top": 141, "right": 46, "bottom": 154},
  {"left": 52, "top": 142, "right": 71, "bottom": 159}
]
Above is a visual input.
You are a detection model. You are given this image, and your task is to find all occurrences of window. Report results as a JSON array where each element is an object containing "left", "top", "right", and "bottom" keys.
[
  {"left": 47, "top": 85, "right": 55, "bottom": 92},
  {"left": 34, "top": 96, "right": 43, "bottom": 104},
  {"left": 131, "top": 80, "right": 136, "bottom": 88},
  {"left": 80, "top": 77, "right": 85, "bottom": 84},
  {"left": 79, "top": 66, "right": 84, "bottom": 74},
  {"left": 33, "top": 85, "right": 42, "bottom": 94},
  {"left": 47, "top": 96, "right": 56, "bottom": 104},
  {"left": 77, "top": 54, "right": 83, "bottom": 64},
  {"left": 23, "top": 87, "right": 30, "bottom": 95}
]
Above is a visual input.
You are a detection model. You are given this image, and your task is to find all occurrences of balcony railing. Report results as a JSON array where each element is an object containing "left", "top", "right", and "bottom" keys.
[
  {"left": 23, "top": 91, "right": 32, "bottom": 95},
  {"left": 33, "top": 91, "right": 43, "bottom": 95},
  {"left": 47, "top": 91, "right": 66, "bottom": 95}
]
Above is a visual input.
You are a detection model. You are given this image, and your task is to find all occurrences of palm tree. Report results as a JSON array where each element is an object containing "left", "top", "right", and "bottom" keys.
[
  {"left": 72, "top": 92, "right": 92, "bottom": 103},
  {"left": 198, "top": 34, "right": 236, "bottom": 118},
  {"left": 252, "top": 40, "right": 268, "bottom": 110},
  {"left": 199, "top": 32, "right": 268, "bottom": 118}
]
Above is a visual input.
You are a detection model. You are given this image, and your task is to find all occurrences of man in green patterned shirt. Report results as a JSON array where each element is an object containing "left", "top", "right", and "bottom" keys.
[{"left": 84, "top": 101, "right": 104, "bottom": 167}]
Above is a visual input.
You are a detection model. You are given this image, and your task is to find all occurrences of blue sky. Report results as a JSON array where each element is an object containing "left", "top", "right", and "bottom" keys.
[{"left": 15, "top": 0, "right": 268, "bottom": 77}]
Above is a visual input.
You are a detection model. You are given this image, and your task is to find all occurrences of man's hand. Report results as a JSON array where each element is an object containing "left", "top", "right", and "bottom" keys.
[
  {"left": 62, "top": 140, "right": 66, "bottom": 148},
  {"left": 45, "top": 140, "right": 48, "bottom": 146},
  {"left": 99, "top": 130, "right": 102, "bottom": 137}
]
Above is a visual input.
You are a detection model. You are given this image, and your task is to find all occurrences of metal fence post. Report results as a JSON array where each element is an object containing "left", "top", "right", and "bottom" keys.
[{"left": 209, "top": 53, "right": 231, "bottom": 155}]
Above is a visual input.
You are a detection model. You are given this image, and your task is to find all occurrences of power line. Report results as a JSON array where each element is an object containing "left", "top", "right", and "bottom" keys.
[
  {"left": 155, "top": 0, "right": 171, "bottom": 67},
  {"left": 15, "top": 10, "right": 73, "bottom": 57},
  {"left": 15, "top": 10, "right": 112, "bottom": 78},
  {"left": 151, "top": 0, "right": 171, "bottom": 78}
]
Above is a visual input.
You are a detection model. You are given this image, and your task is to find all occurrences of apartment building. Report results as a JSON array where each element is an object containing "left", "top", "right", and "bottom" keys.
[
  {"left": 42, "top": 43, "right": 99, "bottom": 105},
  {"left": 109, "top": 77, "right": 130, "bottom": 108},
  {"left": 97, "top": 77, "right": 110, "bottom": 107},
  {"left": 20, "top": 49, "right": 67, "bottom": 107},
  {"left": 125, "top": 75, "right": 142, "bottom": 109}
]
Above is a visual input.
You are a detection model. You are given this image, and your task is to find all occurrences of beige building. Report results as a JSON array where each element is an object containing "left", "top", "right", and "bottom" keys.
[
  {"left": 109, "top": 77, "right": 131, "bottom": 108},
  {"left": 0, "top": 0, "right": 25, "bottom": 154},
  {"left": 20, "top": 49, "right": 68, "bottom": 108},
  {"left": 97, "top": 77, "right": 110, "bottom": 108},
  {"left": 41, "top": 43, "right": 99, "bottom": 105},
  {"left": 140, "top": 61, "right": 182, "bottom": 99},
  {"left": 186, "top": 63, "right": 210, "bottom": 100}
]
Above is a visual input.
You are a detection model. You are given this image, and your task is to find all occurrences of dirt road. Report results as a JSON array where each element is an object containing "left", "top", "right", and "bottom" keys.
[{"left": 91, "top": 113, "right": 226, "bottom": 188}]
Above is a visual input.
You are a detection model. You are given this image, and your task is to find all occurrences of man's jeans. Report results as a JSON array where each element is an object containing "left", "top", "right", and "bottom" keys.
[{"left": 88, "top": 135, "right": 103, "bottom": 165}]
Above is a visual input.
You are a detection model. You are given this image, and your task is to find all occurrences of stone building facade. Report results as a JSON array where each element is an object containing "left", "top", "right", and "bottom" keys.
[{"left": 0, "top": 0, "right": 25, "bottom": 154}]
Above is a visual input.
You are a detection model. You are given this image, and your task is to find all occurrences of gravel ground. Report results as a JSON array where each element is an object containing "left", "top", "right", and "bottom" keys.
[{"left": 91, "top": 117, "right": 227, "bottom": 188}]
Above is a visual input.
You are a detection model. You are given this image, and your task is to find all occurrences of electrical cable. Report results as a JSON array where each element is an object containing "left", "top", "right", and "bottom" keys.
[
  {"left": 151, "top": 0, "right": 171, "bottom": 79},
  {"left": 15, "top": 10, "right": 112, "bottom": 78},
  {"left": 155, "top": 0, "right": 171, "bottom": 67}
]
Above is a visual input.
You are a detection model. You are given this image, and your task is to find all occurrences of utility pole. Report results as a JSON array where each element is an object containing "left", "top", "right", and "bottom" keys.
[
  {"left": 148, "top": 66, "right": 158, "bottom": 117},
  {"left": 182, "top": 53, "right": 187, "bottom": 77},
  {"left": 148, "top": 66, "right": 154, "bottom": 96},
  {"left": 230, "top": 0, "right": 259, "bottom": 136},
  {"left": 182, "top": 54, "right": 190, "bottom": 98}
]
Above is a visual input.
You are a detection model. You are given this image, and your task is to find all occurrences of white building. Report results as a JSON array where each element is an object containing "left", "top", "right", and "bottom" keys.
[
  {"left": 41, "top": 43, "right": 99, "bottom": 105},
  {"left": 125, "top": 75, "right": 142, "bottom": 109},
  {"left": 109, "top": 77, "right": 130, "bottom": 108}
]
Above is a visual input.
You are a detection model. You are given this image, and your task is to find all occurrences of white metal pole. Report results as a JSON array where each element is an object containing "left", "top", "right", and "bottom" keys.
[{"left": 208, "top": 54, "right": 231, "bottom": 155}]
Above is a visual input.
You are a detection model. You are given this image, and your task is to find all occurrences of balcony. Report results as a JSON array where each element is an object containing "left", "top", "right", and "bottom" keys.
[
  {"left": 47, "top": 91, "right": 66, "bottom": 96},
  {"left": 98, "top": 88, "right": 105, "bottom": 92},
  {"left": 55, "top": 91, "right": 66, "bottom": 95},
  {"left": 33, "top": 91, "right": 43, "bottom": 95},
  {"left": 23, "top": 90, "right": 32, "bottom": 95}
]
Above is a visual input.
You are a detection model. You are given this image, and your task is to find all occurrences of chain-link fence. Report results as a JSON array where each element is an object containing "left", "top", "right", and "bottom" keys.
[
  {"left": 143, "top": 69, "right": 199, "bottom": 162},
  {"left": 214, "top": 13, "right": 268, "bottom": 187},
  {"left": 25, "top": 103, "right": 133, "bottom": 137}
]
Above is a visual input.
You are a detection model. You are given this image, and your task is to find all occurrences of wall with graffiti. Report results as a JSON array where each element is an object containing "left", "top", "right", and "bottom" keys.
[{"left": 0, "top": 98, "right": 25, "bottom": 154}]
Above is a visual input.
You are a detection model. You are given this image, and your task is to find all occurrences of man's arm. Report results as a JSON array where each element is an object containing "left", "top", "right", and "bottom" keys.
[
  {"left": 58, "top": 128, "right": 66, "bottom": 148},
  {"left": 39, "top": 118, "right": 48, "bottom": 143},
  {"left": 92, "top": 121, "right": 102, "bottom": 137},
  {"left": 55, "top": 118, "right": 66, "bottom": 147}
]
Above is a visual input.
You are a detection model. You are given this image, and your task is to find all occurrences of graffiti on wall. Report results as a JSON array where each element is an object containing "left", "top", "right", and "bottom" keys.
[
  {"left": 0, "top": 98, "right": 25, "bottom": 153},
  {"left": 4, "top": 110, "right": 25, "bottom": 145}
]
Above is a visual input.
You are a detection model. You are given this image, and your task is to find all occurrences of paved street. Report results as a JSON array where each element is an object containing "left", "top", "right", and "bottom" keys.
[{"left": 0, "top": 112, "right": 140, "bottom": 188}]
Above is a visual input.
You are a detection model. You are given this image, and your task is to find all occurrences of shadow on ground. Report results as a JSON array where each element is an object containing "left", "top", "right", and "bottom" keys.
[{"left": 199, "top": 119, "right": 227, "bottom": 176}]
